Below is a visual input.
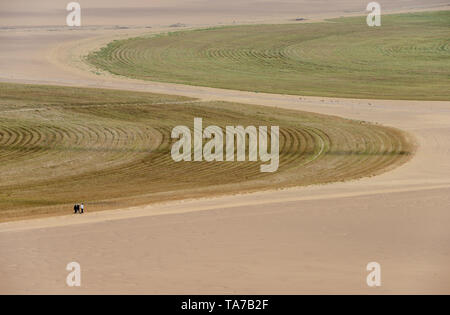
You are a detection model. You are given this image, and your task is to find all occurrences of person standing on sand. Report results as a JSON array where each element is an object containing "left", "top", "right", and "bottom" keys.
[
  {"left": 80, "top": 203, "right": 84, "bottom": 214},
  {"left": 74, "top": 204, "right": 78, "bottom": 214}
]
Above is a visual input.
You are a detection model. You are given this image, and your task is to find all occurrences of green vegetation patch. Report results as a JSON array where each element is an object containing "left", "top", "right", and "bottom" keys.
[
  {"left": 87, "top": 11, "right": 450, "bottom": 100},
  {"left": 0, "top": 83, "right": 413, "bottom": 221}
]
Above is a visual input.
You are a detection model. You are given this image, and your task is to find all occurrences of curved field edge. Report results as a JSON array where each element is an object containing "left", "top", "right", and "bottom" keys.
[
  {"left": 86, "top": 11, "right": 450, "bottom": 101},
  {"left": 0, "top": 83, "right": 415, "bottom": 221}
]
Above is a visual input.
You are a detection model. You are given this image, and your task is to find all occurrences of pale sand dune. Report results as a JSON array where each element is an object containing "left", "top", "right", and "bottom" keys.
[
  {"left": 1, "top": 185, "right": 449, "bottom": 294},
  {"left": 1, "top": 0, "right": 450, "bottom": 294},
  {"left": 1, "top": 0, "right": 448, "bottom": 26}
]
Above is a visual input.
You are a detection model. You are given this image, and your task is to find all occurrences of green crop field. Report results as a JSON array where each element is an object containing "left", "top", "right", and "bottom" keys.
[
  {"left": 0, "top": 83, "right": 413, "bottom": 221},
  {"left": 87, "top": 11, "right": 450, "bottom": 100}
]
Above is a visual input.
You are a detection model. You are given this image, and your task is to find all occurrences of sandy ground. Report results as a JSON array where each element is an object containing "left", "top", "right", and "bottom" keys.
[
  {"left": 2, "top": 0, "right": 448, "bottom": 26},
  {"left": 1, "top": 0, "right": 450, "bottom": 294}
]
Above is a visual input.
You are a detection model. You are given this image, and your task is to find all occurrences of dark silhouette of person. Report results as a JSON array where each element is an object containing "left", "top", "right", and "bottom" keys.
[{"left": 74, "top": 204, "right": 78, "bottom": 214}]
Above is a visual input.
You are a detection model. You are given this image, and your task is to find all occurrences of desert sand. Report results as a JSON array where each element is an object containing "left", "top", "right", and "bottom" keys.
[{"left": 0, "top": 0, "right": 449, "bottom": 294}]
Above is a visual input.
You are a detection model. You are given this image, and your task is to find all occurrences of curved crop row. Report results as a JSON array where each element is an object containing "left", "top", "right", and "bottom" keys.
[{"left": 0, "top": 84, "right": 414, "bottom": 220}]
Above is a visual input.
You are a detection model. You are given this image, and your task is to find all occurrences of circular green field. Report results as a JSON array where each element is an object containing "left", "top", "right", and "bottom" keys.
[{"left": 88, "top": 11, "right": 450, "bottom": 100}]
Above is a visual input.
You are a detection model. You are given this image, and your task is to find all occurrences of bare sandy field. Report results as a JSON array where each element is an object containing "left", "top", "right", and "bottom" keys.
[
  {"left": 2, "top": 0, "right": 448, "bottom": 26},
  {"left": 0, "top": 0, "right": 450, "bottom": 294}
]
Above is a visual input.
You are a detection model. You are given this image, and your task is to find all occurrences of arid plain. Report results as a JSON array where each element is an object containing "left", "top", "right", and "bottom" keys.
[{"left": 0, "top": 0, "right": 450, "bottom": 294}]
